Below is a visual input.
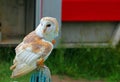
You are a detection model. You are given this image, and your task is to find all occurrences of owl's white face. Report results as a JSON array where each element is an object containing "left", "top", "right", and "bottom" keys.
[{"left": 35, "top": 17, "right": 59, "bottom": 41}]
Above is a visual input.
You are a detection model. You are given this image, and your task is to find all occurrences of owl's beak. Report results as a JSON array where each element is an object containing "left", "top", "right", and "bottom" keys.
[
  {"left": 43, "top": 29, "right": 46, "bottom": 33},
  {"left": 43, "top": 27, "right": 47, "bottom": 33}
]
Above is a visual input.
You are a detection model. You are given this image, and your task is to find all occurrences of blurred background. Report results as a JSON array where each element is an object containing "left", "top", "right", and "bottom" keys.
[{"left": 0, "top": 0, "right": 120, "bottom": 82}]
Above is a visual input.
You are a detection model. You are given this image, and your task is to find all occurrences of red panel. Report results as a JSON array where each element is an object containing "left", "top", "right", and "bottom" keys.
[{"left": 62, "top": 0, "right": 120, "bottom": 21}]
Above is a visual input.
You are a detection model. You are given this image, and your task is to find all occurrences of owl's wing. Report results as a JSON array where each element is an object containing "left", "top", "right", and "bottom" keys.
[{"left": 11, "top": 40, "right": 53, "bottom": 78}]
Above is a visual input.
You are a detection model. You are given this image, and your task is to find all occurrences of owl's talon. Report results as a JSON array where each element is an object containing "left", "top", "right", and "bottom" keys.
[
  {"left": 52, "top": 39, "right": 56, "bottom": 45},
  {"left": 37, "top": 58, "right": 44, "bottom": 67}
]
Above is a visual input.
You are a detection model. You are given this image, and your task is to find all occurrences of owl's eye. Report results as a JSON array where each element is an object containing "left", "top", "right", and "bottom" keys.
[{"left": 46, "top": 24, "right": 51, "bottom": 27}]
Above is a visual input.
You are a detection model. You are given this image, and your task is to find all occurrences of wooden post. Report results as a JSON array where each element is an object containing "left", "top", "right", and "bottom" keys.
[
  {"left": 111, "top": 23, "right": 120, "bottom": 47},
  {"left": 0, "top": 21, "right": 1, "bottom": 41},
  {"left": 0, "top": 30, "right": 1, "bottom": 42},
  {"left": 30, "top": 66, "right": 51, "bottom": 82}
]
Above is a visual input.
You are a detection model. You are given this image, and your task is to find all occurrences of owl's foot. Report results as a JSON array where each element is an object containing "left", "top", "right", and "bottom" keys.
[
  {"left": 37, "top": 58, "right": 44, "bottom": 67},
  {"left": 52, "top": 39, "right": 56, "bottom": 45}
]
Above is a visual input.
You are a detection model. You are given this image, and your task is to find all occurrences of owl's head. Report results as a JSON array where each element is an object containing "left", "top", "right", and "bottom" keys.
[{"left": 35, "top": 17, "right": 59, "bottom": 41}]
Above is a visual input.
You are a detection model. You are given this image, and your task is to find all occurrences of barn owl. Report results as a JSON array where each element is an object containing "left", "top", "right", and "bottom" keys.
[{"left": 10, "top": 17, "right": 59, "bottom": 78}]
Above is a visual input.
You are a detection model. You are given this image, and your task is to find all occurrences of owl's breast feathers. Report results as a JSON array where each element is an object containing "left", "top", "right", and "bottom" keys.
[{"left": 15, "top": 31, "right": 53, "bottom": 57}]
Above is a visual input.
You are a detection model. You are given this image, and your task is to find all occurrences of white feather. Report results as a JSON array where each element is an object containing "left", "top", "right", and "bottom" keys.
[{"left": 17, "top": 50, "right": 40, "bottom": 65}]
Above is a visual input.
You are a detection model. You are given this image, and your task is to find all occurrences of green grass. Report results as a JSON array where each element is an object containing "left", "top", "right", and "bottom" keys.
[
  {"left": 0, "top": 45, "right": 120, "bottom": 82},
  {"left": 0, "top": 61, "right": 32, "bottom": 82}
]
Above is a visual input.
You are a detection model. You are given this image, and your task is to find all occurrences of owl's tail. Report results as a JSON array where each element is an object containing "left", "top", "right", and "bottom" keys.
[
  {"left": 11, "top": 63, "right": 36, "bottom": 78},
  {"left": 10, "top": 63, "right": 17, "bottom": 70}
]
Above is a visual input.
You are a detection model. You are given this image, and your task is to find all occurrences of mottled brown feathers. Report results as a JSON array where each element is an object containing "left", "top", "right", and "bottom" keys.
[{"left": 15, "top": 31, "right": 52, "bottom": 54}]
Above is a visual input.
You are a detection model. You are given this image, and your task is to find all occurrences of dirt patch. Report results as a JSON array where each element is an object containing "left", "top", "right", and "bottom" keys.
[{"left": 52, "top": 75, "right": 104, "bottom": 82}]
